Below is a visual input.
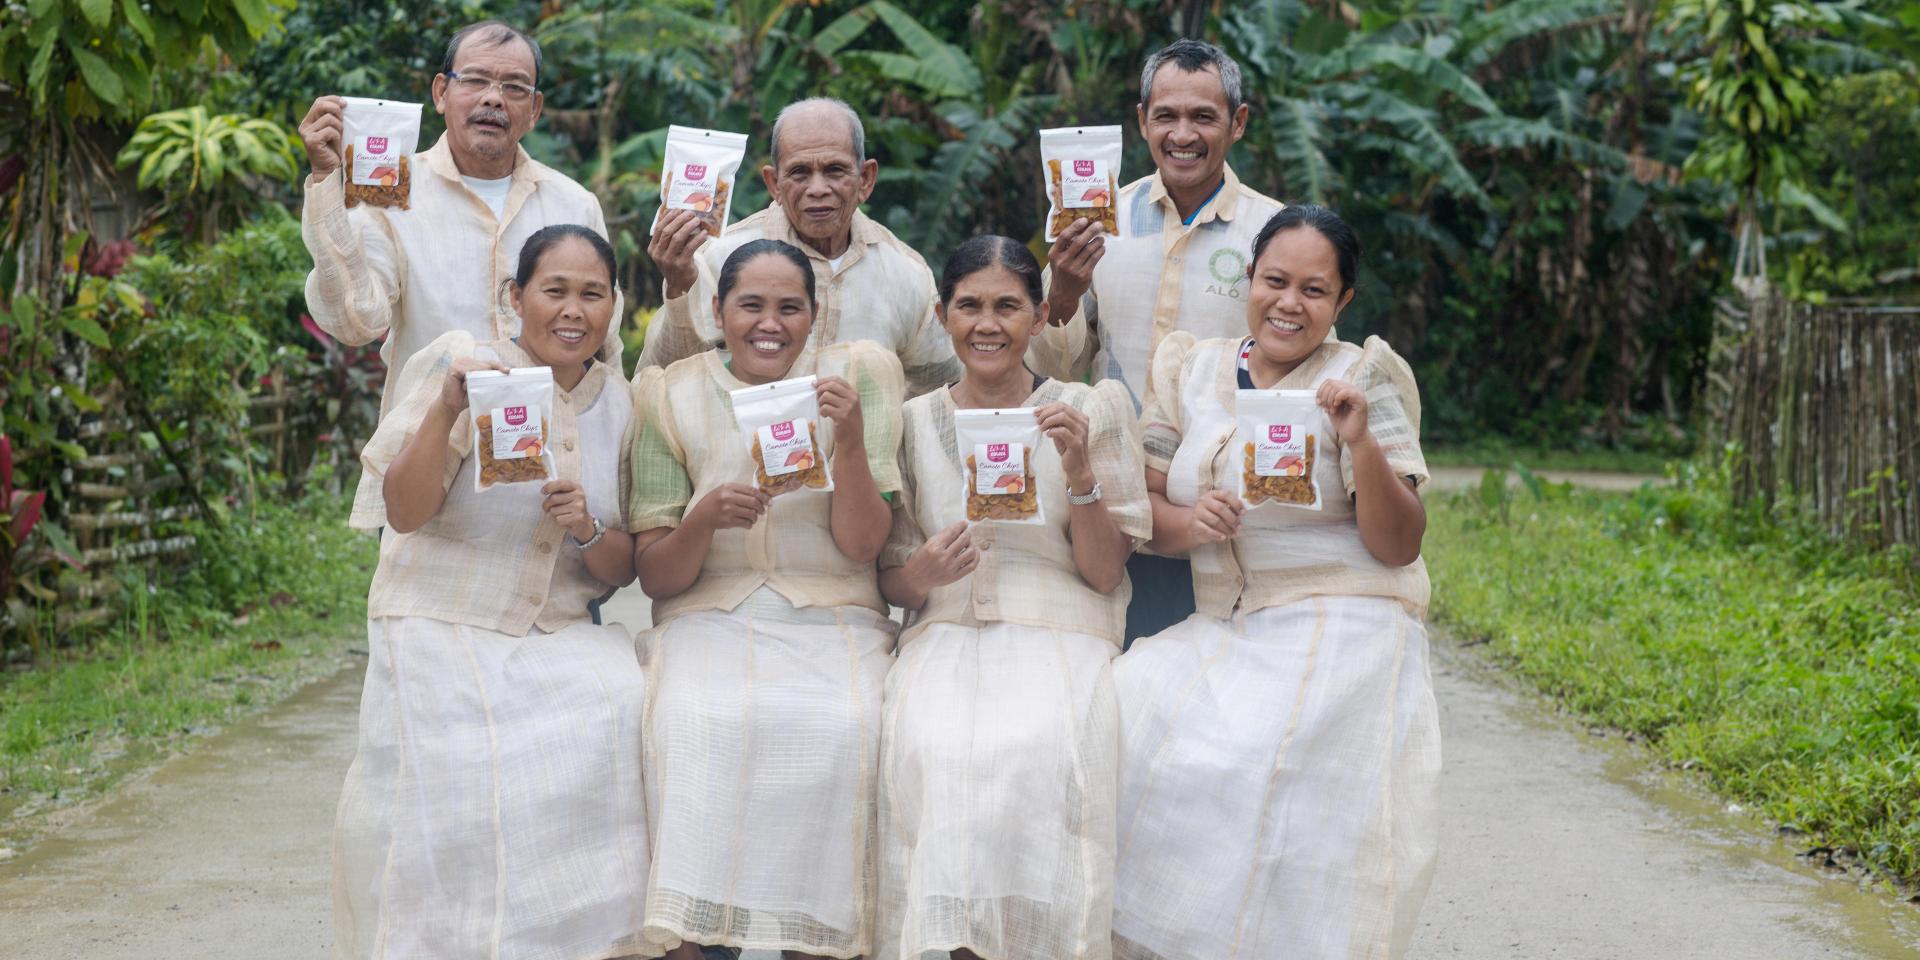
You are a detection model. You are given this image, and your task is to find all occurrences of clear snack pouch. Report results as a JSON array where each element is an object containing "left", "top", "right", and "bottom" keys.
[
  {"left": 651, "top": 125, "right": 749, "bottom": 239},
  {"left": 731, "top": 375, "right": 832, "bottom": 497},
  {"left": 468, "top": 367, "right": 557, "bottom": 491},
  {"left": 340, "top": 97, "right": 422, "bottom": 209},
  {"left": 1234, "top": 389, "right": 1325, "bottom": 510},
  {"left": 954, "top": 408, "right": 1045, "bottom": 525},
  {"left": 1040, "top": 125, "right": 1122, "bottom": 241}
]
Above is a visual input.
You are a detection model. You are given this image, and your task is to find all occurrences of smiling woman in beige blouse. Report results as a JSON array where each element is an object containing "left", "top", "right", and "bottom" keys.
[
  {"left": 335, "top": 224, "right": 651, "bottom": 960},
  {"left": 628, "top": 238, "right": 906, "bottom": 960},
  {"left": 875, "top": 235, "right": 1151, "bottom": 960}
]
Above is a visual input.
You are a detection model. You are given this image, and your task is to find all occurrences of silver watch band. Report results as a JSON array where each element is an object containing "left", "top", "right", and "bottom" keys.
[
  {"left": 571, "top": 515, "right": 606, "bottom": 549},
  {"left": 1067, "top": 481, "right": 1102, "bottom": 506}
]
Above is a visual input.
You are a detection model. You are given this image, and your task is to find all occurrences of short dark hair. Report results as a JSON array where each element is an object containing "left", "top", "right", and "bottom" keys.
[
  {"left": 513, "top": 224, "right": 616, "bottom": 290},
  {"left": 1251, "top": 205, "right": 1361, "bottom": 295},
  {"left": 1139, "top": 38, "right": 1244, "bottom": 114},
  {"left": 938, "top": 235, "right": 1044, "bottom": 307},
  {"left": 717, "top": 239, "right": 818, "bottom": 311},
  {"left": 443, "top": 20, "right": 543, "bottom": 85}
]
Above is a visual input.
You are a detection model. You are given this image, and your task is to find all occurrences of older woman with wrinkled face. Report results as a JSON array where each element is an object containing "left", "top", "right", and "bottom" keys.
[
  {"left": 875, "top": 235, "right": 1151, "bottom": 960},
  {"left": 628, "top": 238, "right": 907, "bottom": 960}
]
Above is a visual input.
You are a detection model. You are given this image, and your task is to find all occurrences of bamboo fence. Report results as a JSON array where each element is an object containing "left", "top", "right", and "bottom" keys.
[
  {"left": 1719, "top": 293, "right": 1920, "bottom": 549},
  {"left": 55, "top": 376, "right": 330, "bottom": 631}
]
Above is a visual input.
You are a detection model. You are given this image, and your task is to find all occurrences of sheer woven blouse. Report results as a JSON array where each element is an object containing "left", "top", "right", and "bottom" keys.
[
  {"left": 358, "top": 333, "right": 634, "bottom": 636},
  {"left": 1140, "top": 332, "right": 1431, "bottom": 618},
  {"left": 881, "top": 378, "right": 1152, "bottom": 647},
  {"left": 627, "top": 340, "right": 907, "bottom": 622}
]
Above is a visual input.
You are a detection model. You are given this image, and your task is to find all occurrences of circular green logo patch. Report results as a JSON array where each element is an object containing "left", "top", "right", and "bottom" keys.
[{"left": 1209, "top": 248, "right": 1248, "bottom": 285}]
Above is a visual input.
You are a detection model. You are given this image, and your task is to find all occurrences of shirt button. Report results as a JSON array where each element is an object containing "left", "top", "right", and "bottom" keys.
[
  {"left": 979, "top": 541, "right": 991, "bottom": 552},
  {"left": 537, "top": 542, "right": 552, "bottom": 554},
  {"left": 564, "top": 439, "right": 575, "bottom": 452},
  {"left": 560, "top": 394, "right": 572, "bottom": 405}
]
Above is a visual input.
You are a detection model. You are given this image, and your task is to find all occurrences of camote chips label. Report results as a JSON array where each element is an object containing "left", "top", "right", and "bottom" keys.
[
  {"left": 490, "top": 403, "right": 543, "bottom": 460},
  {"left": 756, "top": 418, "right": 818, "bottom": 477}
]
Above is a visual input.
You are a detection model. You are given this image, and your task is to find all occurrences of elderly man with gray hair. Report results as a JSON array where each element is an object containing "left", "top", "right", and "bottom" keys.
[{"left": 641, "top": 97, "right": 960, "bottom": 393}]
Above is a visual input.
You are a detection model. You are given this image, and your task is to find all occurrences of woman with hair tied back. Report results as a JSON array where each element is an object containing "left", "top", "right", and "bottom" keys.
[
  {"left": 335, "top": 224, "right": 651, "bottom": 960},
  {"left": 876, "top": 235, "right": 1151, "bottom": 960},
  {"left": 1110, "top": 204, "right": 1440, "bottom": 960},
  {"left": 627, "top": 238, "right": 906, "bottom": 960}
]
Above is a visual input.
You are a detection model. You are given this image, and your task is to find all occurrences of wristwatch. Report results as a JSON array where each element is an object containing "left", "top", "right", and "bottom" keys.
[
  {"left": 570, "top": 515, "right": 606, "bottom": 549},
  {"left": 1067, "top": 481, "right": 1103, "bottom": 506}
]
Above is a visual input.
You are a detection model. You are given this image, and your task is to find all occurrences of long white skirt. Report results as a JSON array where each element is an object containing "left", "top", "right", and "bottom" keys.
[
  {"left": 876, "top": 622, "right": 1121, "bottom": 960},
  {"left": 334, "top": 616, "right": 653, "bottom": 960},
  {"left": 639, "top": 588, "right": 896, "bottom": 958},
  {"left": 1110, "top": 597, "right": 1441, "bottom": 960}
]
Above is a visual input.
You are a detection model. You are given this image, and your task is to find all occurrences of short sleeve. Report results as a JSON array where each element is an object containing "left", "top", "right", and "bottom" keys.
[
  {"left": 1340, "top": 335, "right": 1428, "bottom": 495},
  {"left": 350, "top": 332, "right": 475, "bottom": 529},
  {"left": 1080, "top": 379, "right": 1153, "bottom": 545},
  {"left": 626, "top": 367, "right": 696, "bottom": 531},
  {"left": 1139, "top": 331, "right": 1198, "bottom": 474},
  {"left": 845, "top": 342, "right": 908, "bottom": 495},
  {"left": 878, "top": 419, "right": 926, "bottom": 570}
]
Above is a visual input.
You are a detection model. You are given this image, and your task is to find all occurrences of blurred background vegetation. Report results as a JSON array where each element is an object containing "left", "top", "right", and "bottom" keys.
[{"left": 1, "top": 0, "right": 1918, "bottom": 652}]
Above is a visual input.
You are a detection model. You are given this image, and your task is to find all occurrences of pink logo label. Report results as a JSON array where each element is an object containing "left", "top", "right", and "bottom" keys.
[
  {"left": 770, "top": 421, "right": 795, "bottom": 442},
  {"left": 366, "top": 136, "right": 389, "bottom": 154},
  {"left": 987, "top": 443, "right": 1010, "bottom": 463},
  {"left": 504, "top": 406, "right": 528, "bottom": 426},
  {"left": 1073, "top": 159, "right": 1096, "bottom": 177},
  {"left": 1269, "top": 425, "right": 1292, "bottom": 443},
  {"left": 685, "top": 163, "right": 708, "bottom": 180}
]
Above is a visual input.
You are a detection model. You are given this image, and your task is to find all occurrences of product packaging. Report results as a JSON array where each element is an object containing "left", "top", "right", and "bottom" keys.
[
  {"left": 1234, "top": 389, "right": 1324, "bottom": 510},
  {"left": 468, "top": 367, "right": 557, "bottom": 491},
  {"left": 1040, "top": 125, "right": 1122, "bottom": 241},
  {"left": 731, "top": 375, "right": 833, "bottom": 497},
  {"left": 652, "top": 125, "right": 749, "bottom": 238},
  {"left": 340, "top": 97, "right": 423, "bottom": 209},
  {"left": 954, "top": 408, "right": 1045, "bottom": 524}
]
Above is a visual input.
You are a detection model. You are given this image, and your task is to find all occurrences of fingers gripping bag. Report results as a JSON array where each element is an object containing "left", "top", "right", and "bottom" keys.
[
  {"left": 1040, "top": 125, "right": 1122, "bottom": 241},
  {"left": 954, "top": 408, "right": 1045, "bottom": 525},
  {"left": 731, "top": 375, "right": 833, "bottom": 497},
  {"left": 1234, "top": 389, "right": 1325, "bottom": 511},
  {"left": 468, "top": 368, "right": 558, "bottom": 492},
  {"left": 340, "top": 97, "right": 422, "bottom": 209},
  {"left": 651, "top": 125, "right": 749, "bottom": 239}
]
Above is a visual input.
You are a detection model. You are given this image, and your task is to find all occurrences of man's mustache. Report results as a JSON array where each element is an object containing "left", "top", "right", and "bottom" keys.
[{"left": 468, "top": 109, "right": 510, "bottom": 128}]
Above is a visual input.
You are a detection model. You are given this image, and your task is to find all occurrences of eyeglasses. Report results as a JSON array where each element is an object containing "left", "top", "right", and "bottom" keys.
[{"left": 445, "top": 71, "right": 537, "bottom": 102}]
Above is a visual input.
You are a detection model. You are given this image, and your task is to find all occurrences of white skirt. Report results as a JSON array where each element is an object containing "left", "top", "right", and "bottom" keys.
[
  {"left": 334, "top": 616, "right": 653, "bottom": 960},
  {"left": 876, "top": 622, "right": 1121, "bottom": 960},
  {"left": 638, "top": 588, "right": 896, "bottom": 958},
  {"left": 1110, "top": 597, "right": 1441, "bottom": 960}
]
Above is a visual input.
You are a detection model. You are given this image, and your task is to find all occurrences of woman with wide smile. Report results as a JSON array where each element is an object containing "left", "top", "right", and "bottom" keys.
[
  {"left": 335, "top": 224, "right": 650, "bottom": 960},
  {"left": 628, "top": 238, "right": 906, "bottom": 960},
  {"left": 875, "top": 235, "right": 1150, "bottom": 960},
  {"left": 1110, "top": 204, "right": 1439, "bottom": 960}
]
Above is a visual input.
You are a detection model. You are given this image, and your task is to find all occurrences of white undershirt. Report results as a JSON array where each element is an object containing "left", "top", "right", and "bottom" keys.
[
  {"left": 462, "top": 174, "right": 513, "bottom": 220},
  {"left": 826, "top": 252, "right": 847, "bottom": 274}
]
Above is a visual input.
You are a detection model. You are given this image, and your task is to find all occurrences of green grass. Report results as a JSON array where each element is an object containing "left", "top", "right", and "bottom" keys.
[
  {"left": 1425, "top": 440, "right": 1679, "bottom": 475},
  {"left": 1, "top": 489, "right": 376, "bottom": 837},
  {"left": 1427, "top": 464, "right": 1920, "bottom": 887}
]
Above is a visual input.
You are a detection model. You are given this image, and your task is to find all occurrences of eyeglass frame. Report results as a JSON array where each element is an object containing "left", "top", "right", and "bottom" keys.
[{"left": 442, "top": 70, "right": 539, "bottom": 102}]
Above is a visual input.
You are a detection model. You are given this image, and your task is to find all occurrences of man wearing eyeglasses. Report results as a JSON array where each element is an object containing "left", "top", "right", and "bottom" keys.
[
  {"left": 296, "top": 19, "right": 617, "bottom": 528},
  {"left": 640, "top": 97, "right": 961, "bottom": 395}
]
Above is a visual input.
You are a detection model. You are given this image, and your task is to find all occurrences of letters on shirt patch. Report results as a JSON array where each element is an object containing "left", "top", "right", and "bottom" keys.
[{"left": 1205, "top": 248, "right": 1251, "bottom": 301}]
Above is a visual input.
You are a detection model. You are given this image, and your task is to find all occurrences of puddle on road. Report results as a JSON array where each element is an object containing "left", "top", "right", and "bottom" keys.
[{"left": 1598, "top": 748, "right": 1920, "bottom": 957}]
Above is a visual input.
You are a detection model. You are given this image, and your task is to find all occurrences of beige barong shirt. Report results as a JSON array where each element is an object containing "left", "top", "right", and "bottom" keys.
[
  {"left": 304, "top": 136, "right": 617, "bottom": 526},
  {"left": 636, "top": 205, "right": 961, "bottom": 393},
  {"left": 1030, "top": 165, "right": 1284, "bottom": 408}
]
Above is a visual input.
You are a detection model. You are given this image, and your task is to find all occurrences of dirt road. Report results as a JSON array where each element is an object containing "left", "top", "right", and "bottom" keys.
[{"left": 3, "top": 587, "right": 1914, "bottom": 958}]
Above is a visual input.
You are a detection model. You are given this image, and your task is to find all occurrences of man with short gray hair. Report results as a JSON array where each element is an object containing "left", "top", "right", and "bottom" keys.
[
  {"left": 641, "top": 97, "right": 959, "bottom": 392},
  {"left": 1030, "top": 39, "right": 1286, "bottom": 643}
]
